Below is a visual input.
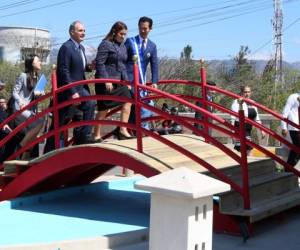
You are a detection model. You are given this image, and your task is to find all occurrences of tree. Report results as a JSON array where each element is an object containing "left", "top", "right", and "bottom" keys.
[{"left": 180, "top": 45, "right": 193, "bottom": 61}]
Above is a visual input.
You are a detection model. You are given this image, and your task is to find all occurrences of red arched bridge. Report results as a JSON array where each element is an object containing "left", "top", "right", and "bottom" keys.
[{"left": 0, "top": 62, "right": 299, "bottom": 235}]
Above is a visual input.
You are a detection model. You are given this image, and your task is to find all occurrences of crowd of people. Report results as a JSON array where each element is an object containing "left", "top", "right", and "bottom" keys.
[
  {"left": 0, "top": 17, "right": 299, "bottom": 168},
  {"left": 0, "top": 16, "right": 159, "bottom": 160}
]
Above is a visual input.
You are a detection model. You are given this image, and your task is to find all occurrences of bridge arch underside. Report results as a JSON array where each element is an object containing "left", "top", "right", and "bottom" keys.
[{"left": 0, "top": 147, "right": 160, "bottom": 201}]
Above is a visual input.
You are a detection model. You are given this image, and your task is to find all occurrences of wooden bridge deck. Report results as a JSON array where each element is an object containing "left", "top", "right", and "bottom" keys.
[
  {"left": 2, "top": 134, "right": 267, "bottom": 186},
  {"left": 26, "top": 134, "right": 263, "bottom": 174}
]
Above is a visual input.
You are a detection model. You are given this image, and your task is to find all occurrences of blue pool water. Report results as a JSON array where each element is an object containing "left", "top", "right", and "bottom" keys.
[{"left": 0, "top": 177, "right": 150, "bottom": 245}]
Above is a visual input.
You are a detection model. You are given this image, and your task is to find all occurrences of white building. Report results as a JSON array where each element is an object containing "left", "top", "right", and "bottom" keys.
[{"left": 0, "top": 26, "right": 50, "bottom": 64}]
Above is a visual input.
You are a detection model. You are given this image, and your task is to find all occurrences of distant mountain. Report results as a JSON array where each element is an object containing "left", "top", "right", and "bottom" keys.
[
  {"left": 49, "top": 48, "right": 300, "bottom": 74},
  {"left": 207, "top": 59, "right": 300, "bottom": 74},
  {"left": 290, "top": 62, "right": 300, "bottom": 72}
]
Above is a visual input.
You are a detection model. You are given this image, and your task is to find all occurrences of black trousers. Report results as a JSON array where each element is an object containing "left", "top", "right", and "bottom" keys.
[
  {"left": 0, "top": 130, "right": 22, "bottom": 163},
  {"left": 44, "top": 88, "right": 95, "bottom": 153},
  {"left": 287, "top": 130, "right": 300, "bottom": 166}
]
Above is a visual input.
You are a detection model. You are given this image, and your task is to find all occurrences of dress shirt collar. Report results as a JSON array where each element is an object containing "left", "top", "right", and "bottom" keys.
[
  {"left": 70, "top": 38, "right": 82, "bottom": 49},
  {"left": 138, "top": 35, "right": 148, "bottom": 47}
]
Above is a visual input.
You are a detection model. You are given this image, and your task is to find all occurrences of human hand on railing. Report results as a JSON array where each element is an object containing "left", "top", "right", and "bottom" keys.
[
  {"left": 71, "top": 92, "right": 81, "bottom": 106},
  {"left": 86, "top": 60, "right": 95, "bottom": 72},
  {"left": 105, "top": 82, "right": 113, "bottom": 92},
  {"left": 19, "top": 102, "right": 25, "bottom": 109},
  {"left": 152, "top": 83, "right": 158, "bottom": 89},
  {"left": 34, "top": 91, "right": 45, "bottom": 97},
  {"left": 281, "top": 129, "right": 288, "bottom": 137},
  {"left": 3, "top": 124, "right": 12, "bottom": 133}
]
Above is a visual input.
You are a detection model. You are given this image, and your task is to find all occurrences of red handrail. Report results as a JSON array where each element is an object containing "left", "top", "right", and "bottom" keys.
[{"left": 1, "top": 62, "right": 299, "bottom": 211}]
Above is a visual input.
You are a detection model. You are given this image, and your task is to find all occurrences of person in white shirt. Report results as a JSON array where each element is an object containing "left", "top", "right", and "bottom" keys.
[
  {"left": 231, "top": 85, "right": 265, "bottom": 153},
  {"left": 281, "top": 92, "right": 300, "bottom": 166}
]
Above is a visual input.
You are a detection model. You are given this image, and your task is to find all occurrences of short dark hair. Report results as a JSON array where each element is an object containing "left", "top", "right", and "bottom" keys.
[
  {"left": 69, "top": 20, "right": 82, "bottom": 35},
  {"left": 138, "top": 16, "right": 153, "bottom": 29},
  {"left": 240, "top": 85, "right": 251, "bottom": 93}
]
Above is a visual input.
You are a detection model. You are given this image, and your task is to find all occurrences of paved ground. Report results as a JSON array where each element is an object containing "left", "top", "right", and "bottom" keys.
[
  {"left": 213, "top": 208, "right": 300, "bottom": 250},
  {"left": 99, "top": 171, "right": 300, "bottom": 250},
  {"left": 112, "top": 207, "right": 300, "bottom": 250},
  {"left": 1, "top": 174, "right": 300, "bottom": 250}
]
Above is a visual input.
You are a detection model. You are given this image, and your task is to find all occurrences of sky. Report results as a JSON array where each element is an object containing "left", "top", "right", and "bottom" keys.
[{"left": 0, "top": 0, "right": 300, "bottom": 62}]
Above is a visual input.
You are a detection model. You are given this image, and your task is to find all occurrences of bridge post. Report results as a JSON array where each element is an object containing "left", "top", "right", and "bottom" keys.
[
  {"left": 238, "top": 98, "right": 250, "bottom": 209},
  {"left": 51, "top": 64, "right": 60, "bottom": 149},
  {"left": 200, "top": 59, "right": 209, "bottom": 142},
  {"left": 133, "top": 55, "right": 143, "bottom": 153},
  {"left": 135, "top": 167, "right": 230, "bottom": 250}
]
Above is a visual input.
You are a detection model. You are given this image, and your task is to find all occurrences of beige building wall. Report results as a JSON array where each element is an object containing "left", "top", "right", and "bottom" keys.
[{"left": 0, "top": 26, "right": 50, "bottom": 63}]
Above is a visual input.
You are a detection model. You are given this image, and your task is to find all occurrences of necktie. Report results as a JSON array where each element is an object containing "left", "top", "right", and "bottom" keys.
[
  {"left": 141, "top": 39, "right": 146, "bottom": 55},
  {"left": 78, "top": 44, "right": 86, "bottom": 69}
]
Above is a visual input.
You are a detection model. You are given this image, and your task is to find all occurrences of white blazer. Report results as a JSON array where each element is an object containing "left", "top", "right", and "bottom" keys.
[{"left": 281, "top": 93, "right": 299, "bottom": 131}]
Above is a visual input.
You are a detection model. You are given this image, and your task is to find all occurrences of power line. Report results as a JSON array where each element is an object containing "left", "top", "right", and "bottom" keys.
[
  {"left": 251, "top": 16, "right": 300, "bottom": 55},
  {"left": 155, "top": 0, "right": 266, "bottom": 28},
  {"left": 38, "top": 0, "right": 300, "bottom": 55},
  {"left": 0, "top": 0, "right": 43, "bottom": 11},
  {"left": 145, "top": 5, "right": 272, "bottom": 38},
  {"left": 53, "top": 0, "right": 273, "bottom": 44},
  {"left": 53, "top": 0, "right": 251, "bottom": 34},
  {"left": 0, "top": 0, "right": 76, "bottom": 19}
]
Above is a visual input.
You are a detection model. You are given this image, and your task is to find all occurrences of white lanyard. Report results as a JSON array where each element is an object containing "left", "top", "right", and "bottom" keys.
[{"left": 132, "top": 37, "right": 146, "bottom": 84}]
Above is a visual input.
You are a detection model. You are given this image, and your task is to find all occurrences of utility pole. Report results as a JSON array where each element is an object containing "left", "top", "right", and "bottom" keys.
[{"left": 272, "top": 0, "right": 283, "bottom": 108}]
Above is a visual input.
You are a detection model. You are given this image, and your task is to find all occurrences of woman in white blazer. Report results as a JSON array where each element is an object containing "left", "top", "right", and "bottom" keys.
[{"left": 12, "top": 55, "right": 44, "bottom": 159}]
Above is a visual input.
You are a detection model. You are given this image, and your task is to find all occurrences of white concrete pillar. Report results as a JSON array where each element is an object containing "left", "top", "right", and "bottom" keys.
[{"left": 135, "top": 167, "right": 230, "bottom": 250}]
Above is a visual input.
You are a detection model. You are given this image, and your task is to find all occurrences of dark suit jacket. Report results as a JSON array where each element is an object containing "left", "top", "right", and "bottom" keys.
[
  {"left": 95, "top": 39, "right": 128, "bottom": 81},
  {"left": 57, "top": 39, "right": 89, "bottom": 101},
  {"left": 125, "top": 36, "right": 159, "bottom": 83}
]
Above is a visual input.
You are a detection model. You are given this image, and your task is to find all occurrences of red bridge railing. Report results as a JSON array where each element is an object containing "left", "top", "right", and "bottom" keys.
[{"left": 0, "top": 61, "right": 299, "bottom": 210}]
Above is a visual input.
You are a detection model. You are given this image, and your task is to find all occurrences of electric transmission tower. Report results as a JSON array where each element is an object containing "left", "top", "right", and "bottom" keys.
[
  {"left": 272, "top": 0, "right": 283, "bottom": 84},
  {"left": 272, "top": 0, "right": 283, "bottom": 109}
]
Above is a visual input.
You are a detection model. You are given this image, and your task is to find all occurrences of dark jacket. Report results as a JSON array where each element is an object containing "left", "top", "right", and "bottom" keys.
[
  {"left": 125, "top": 36, "right": 159, "bottom": 83},
  {"left": 95, "top": 39, "right": 128, "bottom": 81},
  {"left": 56, "top": 39, "right": 89, "bottom": 101}
]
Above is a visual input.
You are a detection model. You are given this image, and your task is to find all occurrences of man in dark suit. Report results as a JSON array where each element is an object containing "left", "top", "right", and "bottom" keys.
[
  {"left": 45, "top": 21, "right": 95, "bottom": 152},
  {"left": 125, "top": 16, "right": 159, "bottom": 130},
  {"left": 57, "top": 20, "right": 95, "bottom": 145}
]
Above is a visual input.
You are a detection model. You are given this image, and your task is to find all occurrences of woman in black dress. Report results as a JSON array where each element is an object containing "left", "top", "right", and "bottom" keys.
[{"left": 94, "top": 21, "right": 132, "bottom": 141}]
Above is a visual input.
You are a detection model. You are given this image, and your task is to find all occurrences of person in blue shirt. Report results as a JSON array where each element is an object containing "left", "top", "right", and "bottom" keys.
[{"left": 125, "top": 16, "right": 159, "bottom": 130}]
